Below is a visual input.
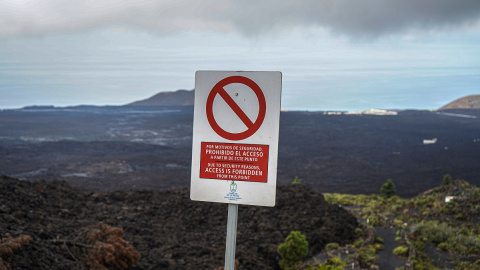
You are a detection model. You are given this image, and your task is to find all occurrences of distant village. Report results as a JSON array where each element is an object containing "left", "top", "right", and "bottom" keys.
[{"left": 323, "top": 108, "right": 398, "bottom": 115}]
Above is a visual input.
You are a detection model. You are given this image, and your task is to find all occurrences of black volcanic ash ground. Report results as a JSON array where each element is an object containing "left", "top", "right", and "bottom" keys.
[{"left": 0, "top": 176, "right": 358, "bottom": 270}]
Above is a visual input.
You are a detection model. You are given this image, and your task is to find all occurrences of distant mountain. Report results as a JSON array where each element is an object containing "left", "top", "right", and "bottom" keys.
[
  {"left": 438, "top": 95, "right": 480, "bottom": 110},
  {"left": 127, "top": 89, "right": 194, "bottom": 106}
]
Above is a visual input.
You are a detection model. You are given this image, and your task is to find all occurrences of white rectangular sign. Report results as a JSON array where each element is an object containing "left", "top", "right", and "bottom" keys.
[{"left": 190, "top": 71, "right": 282, "bottom": 207}]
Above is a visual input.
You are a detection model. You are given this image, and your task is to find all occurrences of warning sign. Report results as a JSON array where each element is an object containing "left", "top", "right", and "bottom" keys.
[
  {"left": 190, "top": 71, "right": 281, "bottom": 207},
  {"left": 200, "top": 142, "right": 269, "bottom": 182}
]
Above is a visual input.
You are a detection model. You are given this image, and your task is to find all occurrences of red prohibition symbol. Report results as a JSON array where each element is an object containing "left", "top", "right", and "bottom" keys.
[{"left": 206, "top": 76, "right": 266, "bottom": 141}]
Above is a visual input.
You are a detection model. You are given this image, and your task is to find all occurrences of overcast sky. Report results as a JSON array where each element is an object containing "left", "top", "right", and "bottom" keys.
[{"left": 1, "top": 0, "right": 480, "bottom": 110}]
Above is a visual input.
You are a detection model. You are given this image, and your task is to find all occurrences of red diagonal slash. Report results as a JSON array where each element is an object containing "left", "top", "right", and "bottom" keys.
[
  {"left": 206, "top": 76, "right": 266, "bottom": 141},
  {"left": 216, "top": 86, "right": 254, "bottom": 128}
]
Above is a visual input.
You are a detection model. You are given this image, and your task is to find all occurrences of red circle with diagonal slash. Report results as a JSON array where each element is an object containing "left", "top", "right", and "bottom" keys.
[{"left": 206, "top": 76, "right": 266, "bottom": 141}]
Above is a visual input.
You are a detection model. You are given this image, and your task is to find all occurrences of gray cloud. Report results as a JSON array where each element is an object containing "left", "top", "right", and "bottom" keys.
[
  {"left": 0, "top": 0, "right": 229, "bottom": 36},
  {"left": 229, "top": 0, "right": 480, "bottom": 38},
  {"left": 1, "top": 0, "right": 480, "bottom": 38}
]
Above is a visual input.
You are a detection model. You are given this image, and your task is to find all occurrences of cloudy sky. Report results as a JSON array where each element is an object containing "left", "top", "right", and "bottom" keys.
[{"left": 1, "top": 0, "right": 480, "bottom": 110}]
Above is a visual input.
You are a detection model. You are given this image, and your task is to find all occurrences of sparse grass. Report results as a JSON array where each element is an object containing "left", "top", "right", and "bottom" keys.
[
  {"left": 410, "top": 221, "right": 480, "bottom": 256},
  {"left": 324, "top": 243, "right": 340, "bottom": 250},
  {"left": 306, "top": 256, "right": 347, "bottom": 270},
  {"left": 321, "top": 179, "right": 480, "bottom": 270},
  {"left": 292, "top": 176, "right": 301, "bottom": 185},
  {"left": 412, "top": 257, "right": 439, "bottom": 270},
  {"left": 392, "top": 245, "right": 408, "bottom": 257},
  {"left": 356, "top": 245, "right": 378, "bottom": 268},
  {"left": 366, "top": 215, "right": 381, "bottom": 226}
]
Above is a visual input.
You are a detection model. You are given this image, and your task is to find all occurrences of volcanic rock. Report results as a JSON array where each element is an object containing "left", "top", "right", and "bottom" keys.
[{"left": 0, "top": 176, "right": 358, "bottom": 270}]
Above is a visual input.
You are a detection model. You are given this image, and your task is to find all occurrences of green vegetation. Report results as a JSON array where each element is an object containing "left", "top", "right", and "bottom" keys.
[
  {"left": 473, "top": 190, "right": 480, "bottom": 200},
  {"left": 324, "top": 243, "right": 340, "bottom": 250},
  {"left": 353, "top": 239, "right": 364, "bottom": 248},
  {"left": 292, "top": 176, "right": 301, "bottom": 185},
  {"left": 306, "top": 257, "right": 346, "bottom": 270},
  {"left": 367, "top": 215, "right": 381, "bottom": 226},
  {"left": 354, "top": 228, "right": 363, "bottom": 237},
  {"left": 412, "top": 257, "right": 439, "bottom": 270},
  {"left": 410, "top": 221, "right": 480, "bottom": 256},
  {"left": 278, "top": 231, "right": 309, "bottom": 270},
  {"left": 392, "top": 245, "right": 409, "bottom": 257},
  {"left": 356, "top": 245, "right": 379, "bottom": 268},
  {"left": 380, "top": 179, "right": 396, "bottom": 198},
  {"left": 442, "top": 174, "right": 452, "bottom": 186},
  {"left": 321, "top": 177, "right": 480, "bottom": 270}
]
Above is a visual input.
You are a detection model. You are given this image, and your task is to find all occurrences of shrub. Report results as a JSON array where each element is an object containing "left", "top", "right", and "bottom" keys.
[
  {"left": 292, "top": 176, "right": 301, "bottom": 184},
  {"left": 0, "top": 235, "right": 30, "bottom": 269},
  {"left": 437, "top": 242, "right": 450, "bottom": 252},
  {"left": 355, "top": 228, "right": 364, "bottom": 237},
  {"left": 473, "top": 190, "right": 480, "bottom": 200},
  {"left": 353, "top": 239, "right": 364, "bottom": 248},
  {"left": 442, "top": 174, "right": 452, "bottom": 186},
  {"left": 393, "top": 219, "right": 404, "bottom": 227},
  {"left": 413, "top": 258, "right": 439, "bottom": 270},
  {"left": 455, "top": 244, "right": 468, "bottom": 255},
  {"left": 325, "top": 243, "right": 340, "bottom": 250},
  {"left": 313, "top": 257, "right": 347, "bottom": 270},
  {"left": 413, "top": 239, "right": 426, "bottom": 251},
  {"left": 459, "top": 226, "right": 471, "bottom": 235},
  {"left": 373, "top": 243, "right": 384, "bottom": 251},
  {"left": 86, "top": 223, "right": 140, "bottom": 270},
  {"left": 411, "top": 222, "right": 453, "bottom": 245},
  {"left": 380, "top": 179, "right": 396, "bottom": 198},
  {"left": 357, "top": 246, "right": 378, "bottom": 268},
  {"left": 278, "top": 231, "right": 308, "bottom": 270},
  {"left": 367, "top": 215, "right": 381, "bottom": 226},
  {"left": 468, "top": 246, "right": 480, "bottom": 255},
  {"left": 393, "top": 245, "right": 409, "bottom": 257},
  {"left": 414, "top": 197, "right": 435, "bottom": 207}
]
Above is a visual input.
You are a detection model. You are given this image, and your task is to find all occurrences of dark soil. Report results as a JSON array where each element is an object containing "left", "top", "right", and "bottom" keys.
[
  {"left": 1, "top": 107, "right": 480, "bottom": 198},
  {"left": 0, "top": 176, "right": 358, "bottom": 270},
  {"left": 374, "top": 227, "right": 405, "bottom": 269}
]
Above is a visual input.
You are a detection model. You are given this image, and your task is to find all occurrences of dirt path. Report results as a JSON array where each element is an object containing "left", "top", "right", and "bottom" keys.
[{"left": 375, "top": 226, "right": 406, "bottom": 269}]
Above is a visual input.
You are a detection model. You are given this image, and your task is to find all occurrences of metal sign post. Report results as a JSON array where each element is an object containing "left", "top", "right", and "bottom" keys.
[
  {"left": 224, "top": 203, "right": 238, "bottom": 270},
  {"left": 190, "top": 71, "right": 281, "bottom": 269}
]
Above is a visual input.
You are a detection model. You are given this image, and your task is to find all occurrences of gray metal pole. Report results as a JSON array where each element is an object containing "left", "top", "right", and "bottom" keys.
[{"left": 224, "top": 203, "right": 238, "bottom": 270}]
